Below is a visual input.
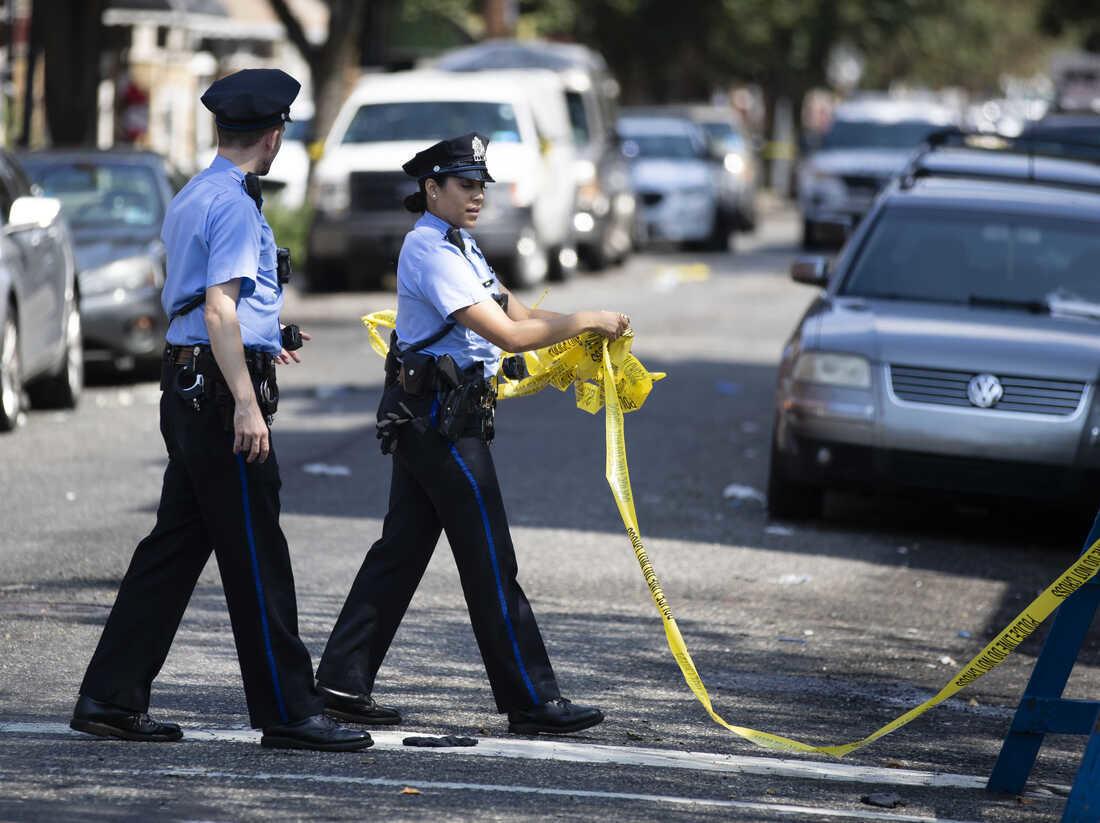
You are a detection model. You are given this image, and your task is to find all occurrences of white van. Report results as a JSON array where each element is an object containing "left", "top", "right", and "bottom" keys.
[{"left": 308, "top": 69, "right": 577, "bottom": 290}]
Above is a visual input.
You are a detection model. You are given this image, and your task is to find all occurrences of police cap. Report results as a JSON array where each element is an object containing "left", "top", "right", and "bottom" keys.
[
  {"left": 402, "top": 132, "right": 495, "bottom": 182},
  {"left": 201, "top": 68, "right": 300, "bottom": 131}
]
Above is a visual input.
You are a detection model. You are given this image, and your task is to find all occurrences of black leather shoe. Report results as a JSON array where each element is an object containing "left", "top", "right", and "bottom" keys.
[
  {"left": 70, "top": 695, "right": 183, "bottom": 742},
  {"left": 317, "top": 683, "right": 401, "bottom": 726},
  {"left": 261, "top": 713, "right": 373, "bottom": 751},
  {"left": 507, "top": 697, "right": 604, "bottom": 735}
]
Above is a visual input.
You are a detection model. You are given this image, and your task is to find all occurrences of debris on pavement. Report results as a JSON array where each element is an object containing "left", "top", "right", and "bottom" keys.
[
  {"left": 861, "top": 792, "right": 904, "bottom": 808},
  {"left": 777, "top": 574, "right": 812, "bottom": 585},
  {"left": 402, "top": 735, "right": 478, "bottom": 748},
  {"left": 722, "top": 483, "right": 766, "bottom": 505},
  {"left": 302, "top": 463, "right": 351, "bottom": 476}
]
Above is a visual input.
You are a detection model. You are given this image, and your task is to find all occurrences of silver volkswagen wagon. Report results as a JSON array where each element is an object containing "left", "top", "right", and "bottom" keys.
[{"left": 768, "top": 144, "right": 1100, "bottom": 519}]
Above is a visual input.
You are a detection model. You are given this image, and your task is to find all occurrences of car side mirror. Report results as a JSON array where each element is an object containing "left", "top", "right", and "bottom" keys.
[
  {"left": 8, "top": 195, "right": 61, "bottom": 229},
  {"left": 790, "top": 255, "right": 829, "bottom": 286}
]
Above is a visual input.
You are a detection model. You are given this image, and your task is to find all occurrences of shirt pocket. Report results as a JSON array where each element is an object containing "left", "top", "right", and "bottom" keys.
[{"left": 257, "top": 223, "right": 280, "bottom": 295}]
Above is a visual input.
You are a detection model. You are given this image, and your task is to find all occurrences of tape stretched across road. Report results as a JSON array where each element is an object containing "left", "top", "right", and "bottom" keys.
[{"left": 363, "top": 311, "right": 1100, "bottom": 757}]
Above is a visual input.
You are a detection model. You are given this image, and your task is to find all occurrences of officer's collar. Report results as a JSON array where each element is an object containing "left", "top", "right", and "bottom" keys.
[
  {"left": 209, "top": 153, "right": 246, "bottom": 182},
  {"left": 417, "top": 211, "right": 467, "bottom": 241}
]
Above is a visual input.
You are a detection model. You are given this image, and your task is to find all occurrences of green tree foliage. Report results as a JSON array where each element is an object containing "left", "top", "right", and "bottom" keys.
[
  {"left": 1039, "top": 0, "right": 1100, "bottom": 51},
  {"left": 516, "top": 0, "right": 1051, "bottom": 101}
]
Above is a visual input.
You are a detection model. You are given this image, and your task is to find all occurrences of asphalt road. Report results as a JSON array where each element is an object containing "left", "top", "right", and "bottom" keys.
[{"left": 0, "top": 205, "right": 1095, "bottom": 822}]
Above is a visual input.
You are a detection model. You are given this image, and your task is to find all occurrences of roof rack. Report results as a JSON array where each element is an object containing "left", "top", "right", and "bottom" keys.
[{"left": 898, "top": 127, "right": 1100, "bottom": 192}]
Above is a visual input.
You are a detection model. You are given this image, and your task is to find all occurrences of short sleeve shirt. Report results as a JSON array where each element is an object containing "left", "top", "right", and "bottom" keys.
[
  {"left": 161, "top": 155, "right": 283, "bottom": 354},
  {"left": 395, "top": 211, "right": 503, "bottom": 379}
]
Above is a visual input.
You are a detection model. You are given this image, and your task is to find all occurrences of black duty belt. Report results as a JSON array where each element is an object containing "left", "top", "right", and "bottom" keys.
[{"left": 165, "top": 343, "right": 274, "bottom": 372}]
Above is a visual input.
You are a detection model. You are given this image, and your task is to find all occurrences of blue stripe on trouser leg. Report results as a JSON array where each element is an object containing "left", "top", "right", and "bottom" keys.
[
  {"left": 235, "top": 454, "right": 289, "bottom": 723},
  {"left": 449, "top": 444, "right": 540, "bottom": 705}
]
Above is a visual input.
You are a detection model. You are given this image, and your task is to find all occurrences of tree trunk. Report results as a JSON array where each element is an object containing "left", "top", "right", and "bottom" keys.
[{"left": 39, "top": 0, "right": 103, "bottom": 146}]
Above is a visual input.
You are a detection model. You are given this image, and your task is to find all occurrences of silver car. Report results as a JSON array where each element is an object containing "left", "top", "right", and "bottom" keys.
[
  {"left": 769, "top": 144, "right": 1100, "bottom": 519},
  {"left": 20, "top": 150, "right": 177, "bottom": 372},
  {"left": 798, "top": 97, "right": 956, "bottom": 248},
  {"left": 0, "top": 151, "right": 81, "bottom": 431},
  {"left": 617, "top": 114, "right": 724, "bottom": 250}
]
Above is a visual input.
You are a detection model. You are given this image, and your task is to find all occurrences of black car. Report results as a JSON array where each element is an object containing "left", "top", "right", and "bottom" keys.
[
  {"left": 19, "top": 149, "right": 180, "bottom": 372},
  {"left": 0, "top": 150, "right": 82, "bottom": 431}
]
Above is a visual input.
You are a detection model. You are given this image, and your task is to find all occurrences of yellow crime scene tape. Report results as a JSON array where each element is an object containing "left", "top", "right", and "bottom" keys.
[{"left": 362, "top": 310, "right": 1100, "bottom": 758}]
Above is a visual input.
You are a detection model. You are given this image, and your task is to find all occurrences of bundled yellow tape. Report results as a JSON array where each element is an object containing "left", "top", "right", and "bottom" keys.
[{"left": 362, "top": 310, "right": 1100, "bottom": 758}]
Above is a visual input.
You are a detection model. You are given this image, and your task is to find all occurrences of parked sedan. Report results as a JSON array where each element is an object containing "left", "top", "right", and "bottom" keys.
[
  {"left": 769, "top": 142, "right": 1100, "bottom": 519},
  {"left": 798, "top": 97, "right": 956, "bottom": 248},
  {"left": 617, "top": 114, "right": 724, "bottom": 250},
  {"left": 19, "top": 150, "right": 177, "bottom": 371},
  {"left": 0, "top": 151, "right": 81, "bottom": 431}
]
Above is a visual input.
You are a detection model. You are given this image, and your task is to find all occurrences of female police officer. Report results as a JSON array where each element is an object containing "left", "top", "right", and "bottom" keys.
[{"left": 316, "top": 132, "right": 629, "bottom": 735}]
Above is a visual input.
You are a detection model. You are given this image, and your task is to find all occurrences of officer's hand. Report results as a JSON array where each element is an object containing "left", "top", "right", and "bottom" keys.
[
  {"left": 234, "top": 399, "right": 270, "bottom": 463},
  {"left": 589, "top": 310, "right": 630, "bottom": 341},
  {"left": 276, "top": 329, "right": 312, "bottom": 365}
]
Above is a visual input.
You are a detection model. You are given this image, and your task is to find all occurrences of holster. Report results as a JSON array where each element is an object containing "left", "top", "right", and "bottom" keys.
[{"left": 161, "top": 345, "right": 278, "bottom": 431}]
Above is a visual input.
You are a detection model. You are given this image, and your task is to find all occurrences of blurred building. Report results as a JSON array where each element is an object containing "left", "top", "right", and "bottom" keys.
[{"left": 101, "top": 0, "right": 326, "bottom": 172}]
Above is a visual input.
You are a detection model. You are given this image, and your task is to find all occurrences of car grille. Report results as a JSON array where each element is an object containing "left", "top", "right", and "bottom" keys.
[
  {"left": 349, "top": 172, "right": 418, "bottom": 212},
  {"left": 890, "top": 365, "right": 1086, "bottom": 416},
  {"left": 639, "top": 191, "right": 664, "bottom": 206},
  {"left": 840, "top": 174, "right": 883, "bottom": 197}
]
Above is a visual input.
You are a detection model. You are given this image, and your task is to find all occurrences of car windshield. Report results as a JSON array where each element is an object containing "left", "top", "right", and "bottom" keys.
[
  {"left": 23, "top": 160, "right": 161, "bottom": 230},
  {"left": 700, "top": 121, "right": 745, "bottom": 152},
  {"left": 565, "top": 91, "right": 590, "bottom": 146},
  {"left": 620, "top": 133, "right": 700, "bottom": 159},
  {"left": 841, "top": 206, "right": 1100, "bottom": 308},
  {"left": 822, "top": 119, "right": 943, "bottom": 150},
  {"left": 284, "top": 118, "right": 312, "bottom": 142},
  {"left": 342, "top": 102, "right": 521, "bottom": 144}
]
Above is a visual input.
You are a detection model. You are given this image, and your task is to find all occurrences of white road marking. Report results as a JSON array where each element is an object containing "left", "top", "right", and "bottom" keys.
[
  {"left": 138, "top": 766, "right": 980, "bottom": 822},
  {"left": 0, "top": 721, "right": 1064, "bottom": 798}
]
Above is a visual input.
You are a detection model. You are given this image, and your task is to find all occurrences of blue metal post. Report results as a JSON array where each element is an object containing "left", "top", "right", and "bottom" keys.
[
  {"left": 1063, "top": 716, "right": 1100, "bottom": 823},
  {"left": 987, "top": 509, "right": 1100, "bottom": 796}
]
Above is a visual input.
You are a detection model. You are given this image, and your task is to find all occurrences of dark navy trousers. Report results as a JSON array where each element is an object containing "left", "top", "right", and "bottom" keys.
[
  {"left": 318, "top": 387, "right": 561, "bottom": 712},
  {"left": 80, "top": 389, "right": 323, "bottom": 729}
]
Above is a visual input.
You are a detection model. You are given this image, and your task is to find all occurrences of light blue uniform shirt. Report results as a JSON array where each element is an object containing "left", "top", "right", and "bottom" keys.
[
  {"left": 395, "top": 211, "right": 502, "bottom": 379},
  {"left": 161, "top": 155, "right": 283, "bottom": 354}
]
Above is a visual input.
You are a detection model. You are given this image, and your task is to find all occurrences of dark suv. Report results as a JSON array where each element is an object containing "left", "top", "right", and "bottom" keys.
[{"left": 768, "top": 136, "right": 1100, "bottom": 518}]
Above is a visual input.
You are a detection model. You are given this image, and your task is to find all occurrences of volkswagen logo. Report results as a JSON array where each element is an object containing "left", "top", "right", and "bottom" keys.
[{"left": 967, "top": 373, "right": 1004, "bottom": 409}]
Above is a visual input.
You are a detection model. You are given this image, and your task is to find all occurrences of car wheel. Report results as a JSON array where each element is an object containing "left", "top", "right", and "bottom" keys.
[
  {"left": 801, "top": 219, "right": 819, "bottom": 250},
  {"left": 28, "top": 297, "right": 83, "bottom": 410},
  {"left": 303, "top": 256, "right": 348, "bottom": 292},
  {"left": 0, "top": 311, "right": 24, "bottom": 432},
  {"left": 766, "top": 432, "right": 824, "bottom": 520},
  {"left": 705, "top": 214, "right": 731, "bottom": 252}
]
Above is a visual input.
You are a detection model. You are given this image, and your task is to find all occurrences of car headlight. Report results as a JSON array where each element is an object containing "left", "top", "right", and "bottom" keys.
[
  {"left": 723, "top": 153, "right": 745, "bottom": 176},
  {"left": 792, "top": 352, "right": 872, "bottom": 388},
  {"left": 81, "top": 256, "right": 161, "bottom": 296}
]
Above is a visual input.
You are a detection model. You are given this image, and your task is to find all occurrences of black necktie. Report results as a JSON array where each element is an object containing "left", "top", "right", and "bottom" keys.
[
  {"left": 445, "top": 227, "right": 464, "bottom": 252},
  {"left": 244, "top": 172, "right": 263, "bottom": 212}
]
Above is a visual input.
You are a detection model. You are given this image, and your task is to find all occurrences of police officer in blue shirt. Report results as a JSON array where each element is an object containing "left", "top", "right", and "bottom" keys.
[
  {"left": 69, "top": 69, "right": 371, "bottom": 752},
  {"left": 316, "top": 133, "right": 630, "bottom": 735}
]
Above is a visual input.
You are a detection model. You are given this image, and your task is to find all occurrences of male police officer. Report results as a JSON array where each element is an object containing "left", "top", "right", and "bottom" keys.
[{"left": 69, "top": 69, "right": 371, "bottom": 752}]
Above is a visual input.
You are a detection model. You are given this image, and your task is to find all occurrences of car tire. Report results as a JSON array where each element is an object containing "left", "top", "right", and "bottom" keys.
[
  {"left": 766, "top": 433, "right": 824, "bottom": 520},
  {"left": 303, "top": 256, "right": 349, "bottom": 292},
  {"left": 27, "top": 296, "right": 83, "bottom": 410},
  {"left": 0, "top": 311, "right": 24, "bottom": 432},
  {"left": 801, "top": 219, "right": 819, "bottom": 250}
]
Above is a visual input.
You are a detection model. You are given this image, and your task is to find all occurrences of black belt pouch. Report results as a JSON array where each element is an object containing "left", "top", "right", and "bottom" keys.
[{"left": 399, "top": 351, "right": 436, "bottom": 396}]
